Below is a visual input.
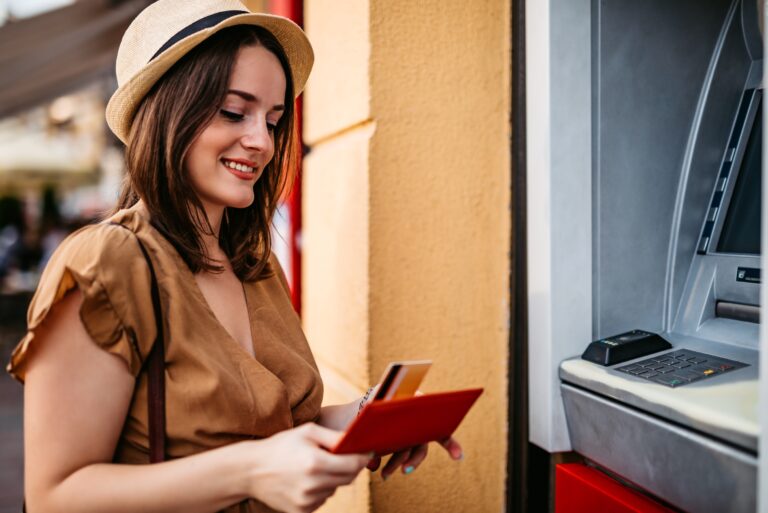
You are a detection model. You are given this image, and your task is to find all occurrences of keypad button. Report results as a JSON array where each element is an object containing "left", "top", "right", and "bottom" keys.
[
  {"left": 658, "top": 367, "right": 676, "bottom": 374},
  {"left": 653, "top": 375, "right": 684, "bottom": 387}
]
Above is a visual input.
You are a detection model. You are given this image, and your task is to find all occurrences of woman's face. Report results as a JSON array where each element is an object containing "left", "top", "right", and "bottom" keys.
[{"left": 185, "top": 44, "right": 287, "bottom": 214}]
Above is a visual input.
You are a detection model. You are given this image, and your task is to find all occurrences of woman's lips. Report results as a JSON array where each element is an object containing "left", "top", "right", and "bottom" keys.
[{"left": 221, "top": 158, "right": 257, "bottom": 180}]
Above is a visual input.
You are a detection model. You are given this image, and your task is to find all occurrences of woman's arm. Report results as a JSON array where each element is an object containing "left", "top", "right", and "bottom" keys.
[{"left": 24, "top": 290, "right": 369, "bottom": 513}]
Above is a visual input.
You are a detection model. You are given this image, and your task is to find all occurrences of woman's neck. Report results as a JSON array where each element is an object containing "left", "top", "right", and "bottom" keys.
[{"left": 134, "top": 199, "right": 228, "bottom": 266}]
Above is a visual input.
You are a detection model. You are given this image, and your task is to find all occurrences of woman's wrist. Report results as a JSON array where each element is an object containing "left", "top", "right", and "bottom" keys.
[
  {"left": 357, "top": 386, "right": 375, "bottom": 415},
  {"left": 230, "top": 440, "right": 264, "bottom": 501}
]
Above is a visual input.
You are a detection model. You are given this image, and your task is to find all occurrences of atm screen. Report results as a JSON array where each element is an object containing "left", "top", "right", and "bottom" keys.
[{"left": 717, "top": 107, "right": 762, "bottom": 255}]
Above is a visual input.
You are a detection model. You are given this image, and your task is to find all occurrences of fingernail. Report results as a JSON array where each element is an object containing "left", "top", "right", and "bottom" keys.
[
  {"left": 368, "top": 452, "right": 376, "bottom": 459},
  {"left": 457, "top": 453, "right": 464, "bottom": 461},
  {"left": 404, "top": 466, "right": 415, "bottom": 475}
]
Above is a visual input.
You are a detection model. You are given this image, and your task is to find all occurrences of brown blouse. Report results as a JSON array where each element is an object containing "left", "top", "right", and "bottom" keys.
[{"left": 7, "top": 205, "right": 323, "bottom": 513}]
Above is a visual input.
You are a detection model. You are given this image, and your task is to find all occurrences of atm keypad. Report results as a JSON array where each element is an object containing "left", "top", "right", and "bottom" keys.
[{"left": 615, "top": 350, "right": 748, "bottom": 387}]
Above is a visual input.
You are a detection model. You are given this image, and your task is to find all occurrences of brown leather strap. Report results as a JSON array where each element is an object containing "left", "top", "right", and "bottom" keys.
[
  {"left": 109, "top": 222, "right": 166, "bottom": 463},
  {"left": 137, "top": 239, "right": 166, "bottom": 463}
]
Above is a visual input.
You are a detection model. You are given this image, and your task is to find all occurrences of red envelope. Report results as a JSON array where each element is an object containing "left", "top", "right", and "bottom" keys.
[{"left": 330, "top": 388, "right": 484, "bottom": 455}]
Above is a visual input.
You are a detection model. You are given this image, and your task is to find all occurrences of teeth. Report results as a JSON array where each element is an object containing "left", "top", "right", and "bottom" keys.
[{"left": 223, "top": 159, "right": 255, "bottom": 173}]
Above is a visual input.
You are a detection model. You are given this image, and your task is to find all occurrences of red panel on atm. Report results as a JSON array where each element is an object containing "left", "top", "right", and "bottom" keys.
[{"left": 555, "top": 463, "right": 674, "bottom": 513}]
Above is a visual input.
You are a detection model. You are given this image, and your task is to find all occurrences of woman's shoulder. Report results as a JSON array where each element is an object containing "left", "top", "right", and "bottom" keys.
[
  {"left": 265, "top": 251, "right": 290, "bottom": 292},
  {"left": 50, "top": 216, "right": 144, "bottom": 271},
  {"left": 10, "top": 208, "right": 157, "bottom": 382},
  {"left": 56, "top": 202, "right": 160, "bottom": 258},
  {"left": 33, "top": 207, "right": 166, "bottom": 309}
]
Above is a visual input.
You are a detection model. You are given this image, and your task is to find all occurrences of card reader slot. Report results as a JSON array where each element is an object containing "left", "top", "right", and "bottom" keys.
[{"left": 715, "top": 300, "right": 759, "bottom": 323}]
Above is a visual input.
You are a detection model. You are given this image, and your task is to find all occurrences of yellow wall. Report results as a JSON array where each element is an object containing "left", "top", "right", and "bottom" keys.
[{"left": 303, "top": 0, "right": 510, "bottom": 511}]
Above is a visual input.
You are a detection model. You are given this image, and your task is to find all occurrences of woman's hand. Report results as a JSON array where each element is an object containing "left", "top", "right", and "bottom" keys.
[
  {"left": 368, "top": 436, "right": 464, "bottom": 481},
  {"left": 366, "top": 388, "right": 464, "bottom": 480},
  {"left": 246, "top": 423, "right": 371, "bottom": 513}
]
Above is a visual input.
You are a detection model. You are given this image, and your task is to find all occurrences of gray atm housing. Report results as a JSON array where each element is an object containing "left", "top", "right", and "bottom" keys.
[
  {"left": 593, "top": 0, "right": 761, "bottom": 342},
  {"left": 559, "top": 0, "right": 762, "bottom": 511}
]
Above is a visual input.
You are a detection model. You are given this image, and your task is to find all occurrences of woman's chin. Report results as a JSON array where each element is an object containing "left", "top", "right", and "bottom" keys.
[{"left": 227, "top": 195, "right": 255, "bottom": 209}]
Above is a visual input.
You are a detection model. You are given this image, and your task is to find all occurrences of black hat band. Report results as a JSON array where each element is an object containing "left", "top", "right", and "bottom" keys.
[{"left": 150, "top": 10, "right": 248, "bottom": 62}]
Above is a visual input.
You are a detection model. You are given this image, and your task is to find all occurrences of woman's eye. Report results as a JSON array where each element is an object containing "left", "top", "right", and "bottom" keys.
[
  {"left": 220, "top": 109, "right": 244, "bottom": 121},
  {"left": 267, "top": 122, "right": 277, "bottom": 132}
]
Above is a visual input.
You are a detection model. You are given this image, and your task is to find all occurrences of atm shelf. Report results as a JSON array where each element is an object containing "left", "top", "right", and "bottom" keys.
[{"left": 559, "top": 337, "right": 759, "bottom": 452}]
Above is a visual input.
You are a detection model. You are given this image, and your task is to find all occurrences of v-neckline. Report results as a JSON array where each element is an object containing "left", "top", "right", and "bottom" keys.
[
  {"left": 192, "top": 274, "right": 258, "bottom": 360},
  {"left": 128, "top": 205, "right": 259, "bottom": 362},
  {"left": 189, "top": 261, "right": 260, "bottom": 362}
]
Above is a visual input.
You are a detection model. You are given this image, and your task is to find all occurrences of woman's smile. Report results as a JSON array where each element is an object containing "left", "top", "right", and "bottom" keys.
[{"left": 221, "top": 157, "right": 259, "bottom": 180}]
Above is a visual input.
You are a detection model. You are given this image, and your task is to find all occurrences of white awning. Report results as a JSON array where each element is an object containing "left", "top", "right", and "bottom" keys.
[{"left": 0, "top": 0, "right": 150, "bottom": 119}]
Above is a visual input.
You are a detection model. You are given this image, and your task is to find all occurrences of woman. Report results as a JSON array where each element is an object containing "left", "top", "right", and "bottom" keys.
[{"left": 7, "top": 1, "right": 462, "bottom": 512}]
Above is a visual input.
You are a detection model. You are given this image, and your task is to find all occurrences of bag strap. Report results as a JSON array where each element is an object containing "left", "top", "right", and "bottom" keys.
[{"left": 108, "top": 222, "right": 166, "bottom": 463}]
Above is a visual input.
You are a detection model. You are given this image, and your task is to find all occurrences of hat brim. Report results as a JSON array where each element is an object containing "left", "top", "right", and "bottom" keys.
[{"left": 105, "top": 12, "right": 312, "bottom": 144}]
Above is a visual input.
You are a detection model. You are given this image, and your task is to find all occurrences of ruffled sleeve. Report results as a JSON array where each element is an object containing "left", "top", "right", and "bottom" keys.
[{"left": 7, "top": 223, "right": 157, "bottom": 382}]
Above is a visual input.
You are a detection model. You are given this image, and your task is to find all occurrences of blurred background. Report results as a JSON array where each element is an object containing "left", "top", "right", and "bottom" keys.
[{"left": 0, "top": 1, "right": 294, "bottom": 510}]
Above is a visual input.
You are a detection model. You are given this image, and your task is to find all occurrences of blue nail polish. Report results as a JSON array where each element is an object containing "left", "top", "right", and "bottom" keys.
[{"left": 404, "top": 466, "right": 414, "bottom": 475}]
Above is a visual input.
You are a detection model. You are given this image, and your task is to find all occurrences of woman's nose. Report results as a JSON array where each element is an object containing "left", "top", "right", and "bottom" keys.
[{"left": 240, "top": 120, "right": 272, "bottom": 154}]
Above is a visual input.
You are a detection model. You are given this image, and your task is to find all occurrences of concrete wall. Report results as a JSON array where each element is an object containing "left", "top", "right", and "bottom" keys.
[{"left": 303, "top": 0, "right": 511, "bottom": 511}]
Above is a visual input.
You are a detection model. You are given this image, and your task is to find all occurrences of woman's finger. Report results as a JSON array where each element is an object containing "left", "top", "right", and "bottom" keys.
[
  {"left": 318, "top": 451, "right": 371, "bottom": 476},
  {"left": 381, "top": 449, "right": 411, "bottom": 481},
  {"left": 300, "top": 423, "right": 344, "bottom": 450},
  {"left": 400, "top": 443, "right": 428, "bottom": 474},
  {"left": 306, "top": 471, "right": 365, "bottom": 493},
  {"left": 367, "top": 455, "right": 381, "bottom": 472},
  {"left": 439, "top": 437, "right": 464, "bottom": 460}
]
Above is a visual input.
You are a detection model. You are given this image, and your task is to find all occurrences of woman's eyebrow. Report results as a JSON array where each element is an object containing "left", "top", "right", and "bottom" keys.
[{"left": 227, "top": 89, "right": 285, "bottom": 111}]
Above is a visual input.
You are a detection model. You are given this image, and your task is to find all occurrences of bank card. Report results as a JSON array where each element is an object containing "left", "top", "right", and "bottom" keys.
[{"left": 374, "top": 360, "right": 432, "bottom": 401}]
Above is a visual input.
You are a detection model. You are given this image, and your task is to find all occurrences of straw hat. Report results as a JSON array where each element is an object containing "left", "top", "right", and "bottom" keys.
[{"left": 105, "top": 0, "right": 313, "bottom": 143}]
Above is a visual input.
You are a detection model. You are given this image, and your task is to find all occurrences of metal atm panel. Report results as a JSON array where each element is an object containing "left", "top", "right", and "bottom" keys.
[{"left": 557, "top": 0, "right": 762, "bottom": 510}]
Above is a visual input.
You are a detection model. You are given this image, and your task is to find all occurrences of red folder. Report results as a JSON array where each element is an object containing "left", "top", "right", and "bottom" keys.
[{"left": 330, "top": 388, "right": 484, "bottom": 455}]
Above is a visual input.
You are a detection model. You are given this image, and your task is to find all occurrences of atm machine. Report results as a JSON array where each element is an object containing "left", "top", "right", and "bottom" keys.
[{"left": 526, "top": 0, "right": 767, "bottom": 511}]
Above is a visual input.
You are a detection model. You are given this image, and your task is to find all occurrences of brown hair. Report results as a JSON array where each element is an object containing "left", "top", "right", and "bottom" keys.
[{"left": 115, "top": 25, "right": 298, "bottom": 281}]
